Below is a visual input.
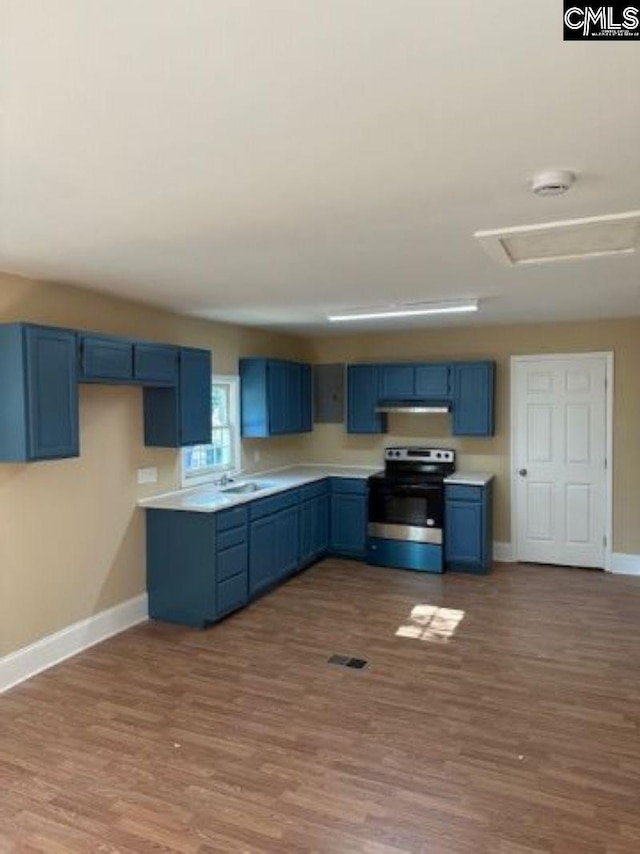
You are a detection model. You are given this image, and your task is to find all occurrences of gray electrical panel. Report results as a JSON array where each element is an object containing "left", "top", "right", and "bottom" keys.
[{"left": 313, "top": 364, "right": 345, "bottom": 424}]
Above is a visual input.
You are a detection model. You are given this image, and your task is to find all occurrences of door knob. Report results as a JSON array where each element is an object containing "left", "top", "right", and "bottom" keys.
[{"left": 519, "top": 468, "right": 528, "bottom": 477}]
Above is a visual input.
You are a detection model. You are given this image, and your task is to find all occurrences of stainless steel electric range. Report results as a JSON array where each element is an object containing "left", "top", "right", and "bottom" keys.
[{"left": 366, "top": 446, "right": 455, "bottom": 573}]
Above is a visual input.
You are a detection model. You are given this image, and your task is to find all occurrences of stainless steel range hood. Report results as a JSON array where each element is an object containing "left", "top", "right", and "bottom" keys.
[{"left": 375, "top": 400, "right": 451, "bottom": 415}]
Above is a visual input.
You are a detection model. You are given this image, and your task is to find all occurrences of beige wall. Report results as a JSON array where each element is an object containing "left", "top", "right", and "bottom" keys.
[
  {"left": 306, "top": 319, "right": 640, "bottom": 555},
  {"left": 0, "top": 274, "right": 312, "bottom": 656}
]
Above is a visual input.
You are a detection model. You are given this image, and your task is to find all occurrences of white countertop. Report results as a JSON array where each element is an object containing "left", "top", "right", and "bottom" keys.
[
  {"left": 443, "top": 472, "right": 494, "bottom": 487},
  {"left": 137, "top": 464, "right": 380, "bottom": 513}
]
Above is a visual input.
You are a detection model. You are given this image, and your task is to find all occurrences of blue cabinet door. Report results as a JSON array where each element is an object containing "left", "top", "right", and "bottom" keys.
[
  {"left": 276, "top": 505, "right": 300, "bottom": 579},
  {"left": 267, "top": 361, "right": 290, "bottom": 435},
  {"left": 347, "top": 365, "right": 386, "bottom": 434},
  {"left": 25, "top": 326, "right": 79, "bottom": 460},
  {"left": 249, "top": 514, "right": 277, "bottom": 595},
  {"left": 379, "top": 364, "right": 415, "bottom": 400},
  {"left": 179, "top": 348, "right": 212, "bottom": 445},
  {"left": 445, "top": 501, "right": 483, "bottom": 566},
  {"left": 80, "top": 335, "right": 133, "bottom": 382},
  {"left": 415, "top": 364, "right": 451, "bottom": 398},
  {"left": 452, "top": 362, "right": 495, "bottom": 436},
  {"left": 134, "top": 343, "right": 178, "bottom": 385},
  {"left": 330, "top": 491, "right": 367, "bottom": 558},
  {"left": 300, "top": 499, "right": 316, "bottom": 566},
  {"left": 285, "top": 362, "right": 302, "bottom": 433},
  {"left": 300, "top": 364, "right": 313, "bottom": 432},
  {"left": 315, "top": 494, "right": 330, "bottom": 555},
  {"left": 445, "top": 483, "right": 492, "bottom": 573}
]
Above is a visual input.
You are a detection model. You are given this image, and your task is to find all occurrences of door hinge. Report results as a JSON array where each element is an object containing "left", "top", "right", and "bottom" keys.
[
  {"left": 604, "top": 456, "right": 608, "bottom": 470},
  {"left": 603, "top": 534, "right": 607, "bottom": 548}
]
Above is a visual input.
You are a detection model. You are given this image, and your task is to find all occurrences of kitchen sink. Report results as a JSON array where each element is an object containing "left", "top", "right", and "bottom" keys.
[{"left": 221, "top": 481, "right": 274, "bottom": 495}]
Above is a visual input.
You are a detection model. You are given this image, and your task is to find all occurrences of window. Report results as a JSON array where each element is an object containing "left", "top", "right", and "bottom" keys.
[{"left": 182, "top": 375, "right": 240, "bottom": 485}]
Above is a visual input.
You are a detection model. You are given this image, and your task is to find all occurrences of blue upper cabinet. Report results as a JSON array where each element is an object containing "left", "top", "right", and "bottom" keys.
[
  {"left": 239, "top": 358, "right": 312, "bottom": 437},
  {"left": 134, "top": 342, "right": 178, "bottom": 386},
  {"left": 415, "top": 364, "right": 451, "bottom": 398},
  {"left": 80, "top": 334, "right": 133, "bottom": 382},
  {"left": 0, "top": 324, "right": 79, "bottom": 461},
  {"left": 179, "top": 348, "right": 213, "bottom": 445},
  {"left": 300, "top": 364, "right": 313, "bottom": 432},
  {"left": 347, "top": 365, "right": 387, "bottom": 434},
  {"left": 379, "top": 364, "right": 415, "bottom": 400},
  {"left": 452, "top": 362, "right": 495, "bottom": 436},
  {"left": 144, "top": 347, "right": 212, "bottom": 447},
  {"left": 347, "top": 360, "right": 494, "bottom": 437},
  {"left": 380, "top": 363, "right": 451, "bottom": 401},
  {"left": 80, "top": 335, "right": 179, "bottom": 387}
]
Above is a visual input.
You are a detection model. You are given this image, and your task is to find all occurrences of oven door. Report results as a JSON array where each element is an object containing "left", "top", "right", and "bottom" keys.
[{"left": 367, "top": 479, "right": 444, "bottom": 545}]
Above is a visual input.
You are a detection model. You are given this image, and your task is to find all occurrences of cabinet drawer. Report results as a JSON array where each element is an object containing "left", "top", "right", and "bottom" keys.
[
  {"left": 81, "top": 335, "right": 133, "bottom": 381},
  {"left": 217, "top": 525, "right": 247, "bottom": 552},
  {"left": 217, "top": 542, "right": 248, "bottom": 581},
  {"left": 300, "top": 479, "right": 330, "bottom": 501},
  {"left": 216, "top": 506, "right": 248, "bottom": 532},
  {"left": 249, "top": 488, "right": 300, "bottom": 520},
  {"left": 445, "top": 484, "right": 483, "bottom": 502},
  {"left": 217, "top": 570, "right": 248, "bottom": 615},
  {"left": 330, "top": 477, "right": 368, "bottom": 495},
  {"left": 134, "top": 343, "right": 178, "bottom": 385}
]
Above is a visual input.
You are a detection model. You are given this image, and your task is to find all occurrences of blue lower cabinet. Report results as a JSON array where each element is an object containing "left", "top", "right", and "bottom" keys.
[
  {"left": 444, "top": 482, "right": 493, "bottom": 573},
  {"left": 147, "top": 510, "right": 216, "bottom": 627},
  {"left": 250, "top": 499, "right": 300, "bottom": 594},
  {"left": 146, "top": 480, "right": 373, "bottom": 630},
  {"left": 330, "top": 479, "right": 367, "bottom": 558}
]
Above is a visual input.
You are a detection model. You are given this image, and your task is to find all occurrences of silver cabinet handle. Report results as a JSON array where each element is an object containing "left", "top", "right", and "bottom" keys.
[{"left": 519, "top": 468, "right": 528, "bottom": 477}]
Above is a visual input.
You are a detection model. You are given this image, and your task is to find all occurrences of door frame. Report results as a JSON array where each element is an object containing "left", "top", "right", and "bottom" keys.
[{"left": 510, "top": 352, "right": 614, "bottom": 570}]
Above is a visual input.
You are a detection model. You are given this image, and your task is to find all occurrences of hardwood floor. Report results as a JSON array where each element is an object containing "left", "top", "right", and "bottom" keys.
[{"left": 1, "top": 560, "right": 640, "bottom": 853}]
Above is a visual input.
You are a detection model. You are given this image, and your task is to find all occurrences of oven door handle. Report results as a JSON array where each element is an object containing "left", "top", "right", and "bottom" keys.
[{"left": 372, "top": 484, "right": 441, "bottom": 497}]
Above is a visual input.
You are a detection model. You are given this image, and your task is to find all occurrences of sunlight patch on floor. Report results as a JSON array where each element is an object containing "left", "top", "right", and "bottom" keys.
[{"left": 395, "top": 604, "right": 465, "bottom": 643}]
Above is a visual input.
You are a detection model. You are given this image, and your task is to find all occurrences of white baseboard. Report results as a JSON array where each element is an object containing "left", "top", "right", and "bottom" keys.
[
  {"left": 493, "top": 542, "right": 515, "bottom": 562},
  {"left": 0, "top": 593, "right": 148, "bottom": 695},
  {"left": 608, "top": 553, "right": 640, "bottom": 576}
]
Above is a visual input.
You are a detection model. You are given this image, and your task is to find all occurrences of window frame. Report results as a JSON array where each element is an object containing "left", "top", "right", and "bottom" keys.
[{"left": 180, "top": 374, "right": 241, "bottom": 487}]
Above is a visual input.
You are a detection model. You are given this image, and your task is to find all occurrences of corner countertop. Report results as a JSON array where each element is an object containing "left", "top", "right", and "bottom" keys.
[
  {"left": 137, "top": 464, "right": 381, "bottom": 514},
  {"left": 444, "top": 472, "right": 494, "bottom": 487}
]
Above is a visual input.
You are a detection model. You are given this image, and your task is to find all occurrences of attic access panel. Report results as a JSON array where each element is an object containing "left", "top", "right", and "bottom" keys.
[{"left": 475, "top": 211, "right": 640, "bottom": 266}]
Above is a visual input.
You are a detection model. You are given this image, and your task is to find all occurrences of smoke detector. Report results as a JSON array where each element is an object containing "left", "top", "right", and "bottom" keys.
[{"left": 531, "top": 170, "right": 575, "bottom": 197}]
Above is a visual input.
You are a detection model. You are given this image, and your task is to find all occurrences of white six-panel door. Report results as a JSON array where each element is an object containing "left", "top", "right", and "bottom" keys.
[{"left": 512, "top": 355, "right": 608, "bottom": 568}]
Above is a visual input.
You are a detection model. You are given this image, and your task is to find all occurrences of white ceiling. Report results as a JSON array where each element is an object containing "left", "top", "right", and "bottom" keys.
[{"left": 1, "top": 1, "right": 639, "bottom": 333}]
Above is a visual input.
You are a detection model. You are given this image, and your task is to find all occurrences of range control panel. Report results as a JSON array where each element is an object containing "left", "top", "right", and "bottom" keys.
[{"left": 384, "top": 447, "right": 455, "bottom": 464}]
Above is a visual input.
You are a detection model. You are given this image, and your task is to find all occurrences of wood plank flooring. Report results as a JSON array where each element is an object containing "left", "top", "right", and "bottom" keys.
[{"left": 1, "top": 560, "right": 640, "bottom": 853}]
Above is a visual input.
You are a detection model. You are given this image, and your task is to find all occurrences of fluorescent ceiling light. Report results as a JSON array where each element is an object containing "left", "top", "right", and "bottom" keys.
[{"left": 327, "top": 301, "right": 479, "bottom": 323}]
